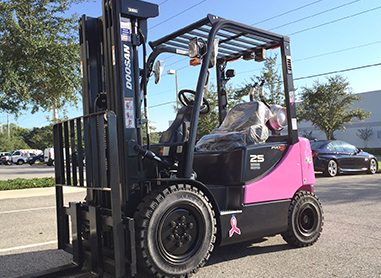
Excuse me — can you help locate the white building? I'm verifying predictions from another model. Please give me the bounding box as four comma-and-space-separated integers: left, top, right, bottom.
298, 90, 381, 148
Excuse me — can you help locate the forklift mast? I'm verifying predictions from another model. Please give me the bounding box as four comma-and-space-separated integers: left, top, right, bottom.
49, 1, 158, 277
80, 0, 158, 205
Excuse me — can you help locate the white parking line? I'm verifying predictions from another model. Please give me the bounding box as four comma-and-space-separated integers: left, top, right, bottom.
0, 206, 55, 215
0, 241, 57, 253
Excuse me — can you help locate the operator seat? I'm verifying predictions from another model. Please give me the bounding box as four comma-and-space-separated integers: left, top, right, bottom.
196, 101, 271, 151
159, 106, 192, 144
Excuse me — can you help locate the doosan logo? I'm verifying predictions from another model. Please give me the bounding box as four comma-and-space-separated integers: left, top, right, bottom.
123, 44, 132, 90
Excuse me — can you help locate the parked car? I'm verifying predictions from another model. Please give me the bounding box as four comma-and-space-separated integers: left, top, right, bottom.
8, 149, 43, 165
311, 140, 378, 177
44, 147, 55, 166
1, 152, 13, 165
28, 153, 45, 165
0, 152, 12, 165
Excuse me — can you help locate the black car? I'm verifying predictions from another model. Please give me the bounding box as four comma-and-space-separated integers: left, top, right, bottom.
28, 153, 44, 165
311, 140, 378, 177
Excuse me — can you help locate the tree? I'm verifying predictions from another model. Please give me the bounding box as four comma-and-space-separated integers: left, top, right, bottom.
197, 87, 219, 138
0, 123, 29, 150
22, 125, 54, 150
301, 130, 315, 140
196, 85, 243, 138
258, 53, 283, 105
298, 76, 370, 140
196, 54, 284, 138
142, 124, 161, 145
238, 53, 283, 105
356, 128, 373, 148
0, 0, 82, 115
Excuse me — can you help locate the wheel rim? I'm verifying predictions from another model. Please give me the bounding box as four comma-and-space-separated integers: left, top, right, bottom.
370, 159, 377, 173
297, 204, 319, 236
157, 204, 204, 264
328, 160, 337, 176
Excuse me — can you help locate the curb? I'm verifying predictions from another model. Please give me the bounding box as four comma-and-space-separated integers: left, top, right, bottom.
0, 186, 86, 200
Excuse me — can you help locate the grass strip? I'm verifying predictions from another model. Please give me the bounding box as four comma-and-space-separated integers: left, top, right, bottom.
0, 178, 55, 191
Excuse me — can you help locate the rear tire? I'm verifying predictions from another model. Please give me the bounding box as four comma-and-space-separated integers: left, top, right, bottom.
134, 184, 216, 278
367, 158, 377, 174
324, 159, 338, 177
17, 159, 24, 165
282, 191, 323, 247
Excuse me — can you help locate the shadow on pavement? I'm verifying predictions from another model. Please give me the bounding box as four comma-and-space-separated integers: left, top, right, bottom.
0, 249, 71, 278
315, 174, 381, 205
0, 240, 291, 277
206, 238, 291, 266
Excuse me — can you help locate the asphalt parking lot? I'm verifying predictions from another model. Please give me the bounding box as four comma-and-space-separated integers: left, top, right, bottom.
0, 173, 380, 278
0, 164, 55, 180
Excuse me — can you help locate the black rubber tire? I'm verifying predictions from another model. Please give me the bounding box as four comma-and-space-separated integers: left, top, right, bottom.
17, 159, 24, 165
282, 191, 323, 247
323, 159, 338, 177
367, 158, 378, 174
134, 184, 216, 278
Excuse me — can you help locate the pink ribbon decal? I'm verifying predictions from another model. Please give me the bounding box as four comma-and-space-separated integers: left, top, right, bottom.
229, 215, 241, 237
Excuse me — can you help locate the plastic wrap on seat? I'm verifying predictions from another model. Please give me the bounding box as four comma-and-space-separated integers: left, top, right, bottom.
196, 101, 271, 152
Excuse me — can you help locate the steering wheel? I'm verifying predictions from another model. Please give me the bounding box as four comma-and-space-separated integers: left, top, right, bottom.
178, 89, 210, 114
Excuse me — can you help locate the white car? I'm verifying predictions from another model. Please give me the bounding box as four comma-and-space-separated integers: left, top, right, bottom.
10, 149, 43, 165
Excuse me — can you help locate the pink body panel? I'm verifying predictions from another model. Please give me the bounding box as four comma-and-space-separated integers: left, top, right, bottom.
243, 137, 315, 204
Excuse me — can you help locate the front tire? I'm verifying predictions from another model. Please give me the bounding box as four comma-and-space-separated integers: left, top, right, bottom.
368, 158, 378, 174
324, 159, 338, 177
134, 184, 216, 278
282, 191, 323, 247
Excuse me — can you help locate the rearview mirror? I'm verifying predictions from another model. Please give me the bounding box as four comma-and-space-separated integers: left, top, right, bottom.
153, 60, 164, 84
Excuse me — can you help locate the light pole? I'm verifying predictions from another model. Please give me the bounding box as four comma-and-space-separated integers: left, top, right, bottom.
7, 114, 10, 139
167, 69, 179, 109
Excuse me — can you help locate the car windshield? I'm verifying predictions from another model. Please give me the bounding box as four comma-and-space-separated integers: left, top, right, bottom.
310, 141, 327, 150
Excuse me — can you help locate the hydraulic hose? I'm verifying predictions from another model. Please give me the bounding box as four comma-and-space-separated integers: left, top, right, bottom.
139, 28, 150, 148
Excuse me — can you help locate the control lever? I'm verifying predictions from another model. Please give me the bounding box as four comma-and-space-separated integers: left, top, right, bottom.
258, 80, 270, 108
248, 82, 258, 102
134, 145, 173, 168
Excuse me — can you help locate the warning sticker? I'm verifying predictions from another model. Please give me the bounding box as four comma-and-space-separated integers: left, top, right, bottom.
124, 97, 135, 128
120, 17, 131, 42
289, 90, 295, 104
291, 118, 298, 130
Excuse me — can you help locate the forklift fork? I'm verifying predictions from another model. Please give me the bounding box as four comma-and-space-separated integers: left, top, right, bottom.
32, 111, 137, 278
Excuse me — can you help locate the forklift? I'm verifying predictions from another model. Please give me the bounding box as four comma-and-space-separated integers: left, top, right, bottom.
43, 0, 324, 277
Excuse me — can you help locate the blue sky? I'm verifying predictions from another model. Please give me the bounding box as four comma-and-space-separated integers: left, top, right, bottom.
1, 0, 380, 131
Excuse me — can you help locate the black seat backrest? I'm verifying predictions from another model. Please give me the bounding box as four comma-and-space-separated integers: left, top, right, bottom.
159, 106, 192, 144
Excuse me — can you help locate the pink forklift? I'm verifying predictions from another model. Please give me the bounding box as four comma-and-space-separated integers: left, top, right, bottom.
42, 0, 323, 277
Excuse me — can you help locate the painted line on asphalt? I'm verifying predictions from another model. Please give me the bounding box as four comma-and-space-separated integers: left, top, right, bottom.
0, 206, 55, 215
0, 241, 57, 253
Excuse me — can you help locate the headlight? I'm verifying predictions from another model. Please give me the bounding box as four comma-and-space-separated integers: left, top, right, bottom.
269, 105, 287, 131
188, 37, 206, 58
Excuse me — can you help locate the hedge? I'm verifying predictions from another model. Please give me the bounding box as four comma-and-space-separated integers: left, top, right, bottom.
0, 178, 55, 191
